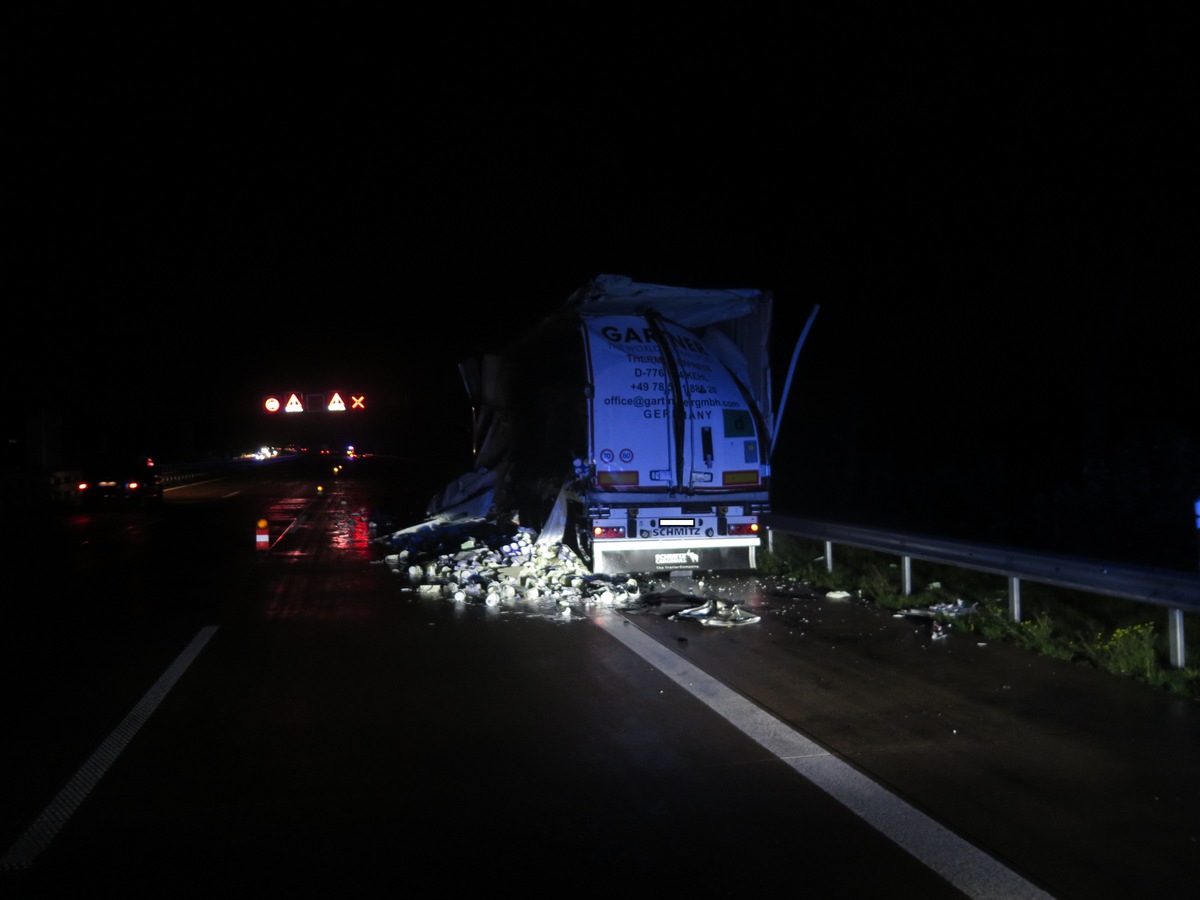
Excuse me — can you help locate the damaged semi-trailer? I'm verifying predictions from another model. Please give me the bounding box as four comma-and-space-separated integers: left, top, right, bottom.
427, 273, 819, 576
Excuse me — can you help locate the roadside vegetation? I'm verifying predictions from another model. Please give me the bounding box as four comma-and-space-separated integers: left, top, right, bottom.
758, 533, 1200, 701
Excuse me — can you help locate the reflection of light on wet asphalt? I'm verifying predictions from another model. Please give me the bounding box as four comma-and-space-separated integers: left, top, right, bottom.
329, 504, 372, 557
374, 517, 1055, 897
596, 609, 1053, 900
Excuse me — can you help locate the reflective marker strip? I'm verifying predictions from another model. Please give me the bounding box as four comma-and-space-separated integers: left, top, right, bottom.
592, 610, 1053, 900
721, 470, 760, 485
0, 626, 218, 871
597, 471, 639, 486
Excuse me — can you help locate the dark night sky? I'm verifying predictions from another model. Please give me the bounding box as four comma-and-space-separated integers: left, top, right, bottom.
7, 30, 1197, 568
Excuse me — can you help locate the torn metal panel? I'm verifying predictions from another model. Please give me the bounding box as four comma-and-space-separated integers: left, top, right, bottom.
670, 598, 762, 627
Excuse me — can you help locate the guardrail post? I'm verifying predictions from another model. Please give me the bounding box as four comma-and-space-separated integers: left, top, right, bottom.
824, 540, 834, 574
1167, 608, 1186, 669
1008, 575, 1022, 623
902, 555, 913, 596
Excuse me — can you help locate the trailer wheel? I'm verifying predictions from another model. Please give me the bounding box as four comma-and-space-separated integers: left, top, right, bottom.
566, 507, 594, 568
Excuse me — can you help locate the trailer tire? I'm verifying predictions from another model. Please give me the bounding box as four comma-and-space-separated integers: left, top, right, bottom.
566, 506, 594, 568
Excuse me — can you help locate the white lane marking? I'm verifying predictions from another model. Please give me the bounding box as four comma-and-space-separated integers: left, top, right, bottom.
0, 626, 218, 871
592, 609, 1052, 900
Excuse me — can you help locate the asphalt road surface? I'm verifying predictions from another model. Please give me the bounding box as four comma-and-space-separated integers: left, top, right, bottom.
1, 454, 1196, 897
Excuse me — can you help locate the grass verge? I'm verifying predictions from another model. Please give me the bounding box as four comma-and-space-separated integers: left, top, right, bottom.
759, 533, 1200, 701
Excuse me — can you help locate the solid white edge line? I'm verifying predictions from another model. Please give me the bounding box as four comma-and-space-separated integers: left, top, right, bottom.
592, 609, 1053, 900
0, 625, 219, 871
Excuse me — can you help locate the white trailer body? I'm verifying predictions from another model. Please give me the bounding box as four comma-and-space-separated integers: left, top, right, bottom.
575, 308, 770, 574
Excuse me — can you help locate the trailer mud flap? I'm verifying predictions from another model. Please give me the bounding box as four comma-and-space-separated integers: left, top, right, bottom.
592, 540, 758, 576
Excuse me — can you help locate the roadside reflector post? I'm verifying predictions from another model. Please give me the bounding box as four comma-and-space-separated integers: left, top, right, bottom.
1168, 607, 1186, 669
256, 518, 270, 552
1008, 575, 1022, 623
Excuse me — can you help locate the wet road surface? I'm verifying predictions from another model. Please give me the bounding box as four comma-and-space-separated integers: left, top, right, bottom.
1, 455, 1196, 897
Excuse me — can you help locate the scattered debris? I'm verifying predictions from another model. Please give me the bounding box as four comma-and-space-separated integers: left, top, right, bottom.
767, 581, 818, 601
375, 514, 672, 618
897, 598, 978, 619
670, 598, 762, 627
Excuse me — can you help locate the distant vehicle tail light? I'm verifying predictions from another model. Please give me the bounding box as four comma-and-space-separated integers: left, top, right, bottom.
592, 525, 626, 540
728, 522, 759, 536
128, 481, 140, 490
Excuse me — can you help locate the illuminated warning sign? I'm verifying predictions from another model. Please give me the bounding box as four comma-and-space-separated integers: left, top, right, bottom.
261, 391, 367, 413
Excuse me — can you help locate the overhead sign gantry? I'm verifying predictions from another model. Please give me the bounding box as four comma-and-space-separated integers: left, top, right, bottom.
262, 392, 367, 414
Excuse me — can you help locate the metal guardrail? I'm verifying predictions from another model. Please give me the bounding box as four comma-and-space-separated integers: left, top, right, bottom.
764, 514, 1200, 669
156, 458, 261, 486
2, 458, 264, 507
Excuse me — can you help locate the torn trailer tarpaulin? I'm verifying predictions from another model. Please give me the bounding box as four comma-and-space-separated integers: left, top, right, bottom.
425, 469, 497, 520
437, 306, 590, 527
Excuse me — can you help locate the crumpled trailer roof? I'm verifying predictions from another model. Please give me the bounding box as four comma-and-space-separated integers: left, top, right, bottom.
565, 273, 775, 442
